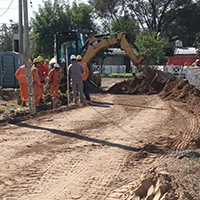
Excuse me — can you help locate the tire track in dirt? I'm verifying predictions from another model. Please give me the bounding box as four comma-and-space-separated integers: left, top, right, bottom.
0, 94, 171, 200
175, 117, 199, 150
154, 102, 200, 151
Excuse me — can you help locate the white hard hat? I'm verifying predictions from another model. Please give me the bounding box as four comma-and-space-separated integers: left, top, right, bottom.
70, 54, 76, 60
49, 57, 57, 65
54, 63, 60, 68
196, 59, 200, 62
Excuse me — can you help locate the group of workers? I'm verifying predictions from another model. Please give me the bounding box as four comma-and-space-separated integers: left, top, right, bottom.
15, 54, 90, 108
184, 59, 200, 68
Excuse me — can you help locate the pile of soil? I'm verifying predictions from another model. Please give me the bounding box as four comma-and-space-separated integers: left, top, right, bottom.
107, 74, 200, 109
108, 168, 193, 200
0, 88, 20, 101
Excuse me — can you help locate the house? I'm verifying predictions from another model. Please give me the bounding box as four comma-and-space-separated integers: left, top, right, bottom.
102, 48, 133, 73
168, 40, 199, 65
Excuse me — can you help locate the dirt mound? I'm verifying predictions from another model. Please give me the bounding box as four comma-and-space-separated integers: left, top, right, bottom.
107, 168, 193, 200
159, 77, 200, 106
107, 75, 200, 108
0, 88, 20, 101
107, 76, 166, 95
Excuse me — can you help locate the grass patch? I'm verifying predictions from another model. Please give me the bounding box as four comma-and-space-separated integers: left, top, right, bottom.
101, 73, 133, 78
0, 99, 22, 114
0, 108, 6, 114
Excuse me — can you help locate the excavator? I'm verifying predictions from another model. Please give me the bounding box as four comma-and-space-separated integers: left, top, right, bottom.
53, 31, 158, 92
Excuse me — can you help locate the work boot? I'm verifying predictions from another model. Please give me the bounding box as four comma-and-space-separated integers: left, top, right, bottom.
36, 105, 42, 112
21, 102, 27, 107
40, 98, 44, 104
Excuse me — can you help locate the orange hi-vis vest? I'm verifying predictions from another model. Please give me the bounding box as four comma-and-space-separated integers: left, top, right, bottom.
78, 61, 89, 81
43, 61, 49, 70
48, 68, 60, 86
31, 66, 41, 86
15, 65, 27, 84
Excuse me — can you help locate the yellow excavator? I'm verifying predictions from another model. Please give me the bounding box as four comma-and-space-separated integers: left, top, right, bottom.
81, 31, 159, 86
54, 31, 159, 92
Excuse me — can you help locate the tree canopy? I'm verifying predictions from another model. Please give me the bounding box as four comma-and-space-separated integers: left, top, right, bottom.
88, 0, 200, 46
30, 0, 96, 58
110, 16, 139, 41
0, 21, 18, 52
135, 32, 169, 64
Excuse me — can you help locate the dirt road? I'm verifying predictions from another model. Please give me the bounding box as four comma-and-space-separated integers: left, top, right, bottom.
0, 90, 199, 199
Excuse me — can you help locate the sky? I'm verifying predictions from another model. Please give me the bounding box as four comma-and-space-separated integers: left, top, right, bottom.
0, 0, 88, 25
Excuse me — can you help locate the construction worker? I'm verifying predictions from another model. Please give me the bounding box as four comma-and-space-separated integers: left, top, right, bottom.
44, 59, 50, 71
37, 56, 48, 103
15, 59, 32, 106
32, 58, 41, 106
76, 55, 91, 101
48, 63, 60, 99
68, 54, 85, 104
49, 57, 57, 70
192, 59, 200, 69
184, 59, 191, 66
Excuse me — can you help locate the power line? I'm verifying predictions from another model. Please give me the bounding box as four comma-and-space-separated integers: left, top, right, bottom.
0, 0, 14, 18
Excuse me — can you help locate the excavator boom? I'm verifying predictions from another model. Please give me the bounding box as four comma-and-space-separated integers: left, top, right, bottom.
82, 31, 147, 72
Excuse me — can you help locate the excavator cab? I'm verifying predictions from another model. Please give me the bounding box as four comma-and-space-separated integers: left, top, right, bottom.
54, 31, 84, 64
54, 31, 85, 92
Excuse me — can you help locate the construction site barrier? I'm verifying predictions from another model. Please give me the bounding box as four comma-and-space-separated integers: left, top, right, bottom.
93, 65, 126, 77
166, 65, 200, 89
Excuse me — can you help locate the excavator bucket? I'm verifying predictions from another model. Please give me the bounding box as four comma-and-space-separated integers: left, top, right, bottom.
142, 66, 158, 85
142, 66, 173, 85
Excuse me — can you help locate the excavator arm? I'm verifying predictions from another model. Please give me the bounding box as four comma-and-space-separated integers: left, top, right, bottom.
82, 31, 147, 72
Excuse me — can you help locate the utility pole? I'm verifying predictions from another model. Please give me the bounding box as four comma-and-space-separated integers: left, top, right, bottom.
18, 0, 23, 54
23, 0, 36, 113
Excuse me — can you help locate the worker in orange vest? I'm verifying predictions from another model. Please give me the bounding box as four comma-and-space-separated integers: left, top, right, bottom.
192, 59, 200, 69
37, 56, 48, 103
48, 63, 60, 99
32, 58, 41, 106
15, 59, 32, 106
43, 59, 50, 71
76, 55, 91, 101
184, 59, 191, 66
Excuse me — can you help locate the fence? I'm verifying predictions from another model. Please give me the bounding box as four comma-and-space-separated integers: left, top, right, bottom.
93, 65, 126, 77
166, 65, 200, 89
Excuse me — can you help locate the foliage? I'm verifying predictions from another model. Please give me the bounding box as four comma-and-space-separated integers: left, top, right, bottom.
70, 2, 96, 37
88, 0, 120, 29
135, 32, 168, 65
101, 73, 133, 78
30, 0, 71, 58
125, 0, 193, 33
110, 16, 139, 41
194, 33, 200, 57
0, 20, 18, 52
30, 0, 96, 58
164, 1, 200, 46
88, 0, 137, 33
89, 0, 199, 46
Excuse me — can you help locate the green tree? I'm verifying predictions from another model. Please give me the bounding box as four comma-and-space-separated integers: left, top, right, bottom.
30, 0, 96, 58
70, 2, 96, 37
125, 0, 193, 33
89, 0, 198, 45
164, 2, 200, 46
110, 16, 139, 41
0, 21, 18, 52
88, 0, 136, 32
135, 32, 168, 65
30, 0, 71, 58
